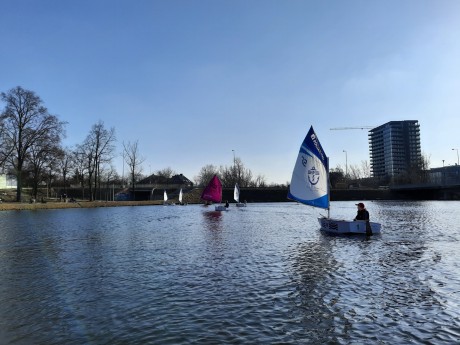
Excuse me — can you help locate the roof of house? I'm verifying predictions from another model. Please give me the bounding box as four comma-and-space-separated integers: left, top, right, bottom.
138, 173, 193, 185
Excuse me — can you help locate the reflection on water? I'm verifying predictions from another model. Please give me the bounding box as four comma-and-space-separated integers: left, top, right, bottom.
285, 239, 339, 343
0, 202, 459, 344
202, 210, 223, 230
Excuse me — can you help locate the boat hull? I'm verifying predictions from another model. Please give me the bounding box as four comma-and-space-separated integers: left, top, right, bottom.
215, 205, 228, 211
318, 218, 381, 234
236, 203, 247, 207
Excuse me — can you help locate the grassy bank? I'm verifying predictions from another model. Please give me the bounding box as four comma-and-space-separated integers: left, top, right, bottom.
0, 200, 167, 211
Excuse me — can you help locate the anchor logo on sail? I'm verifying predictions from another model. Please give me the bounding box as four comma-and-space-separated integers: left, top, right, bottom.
308, 166, 320, 185
301, 155, 307, 167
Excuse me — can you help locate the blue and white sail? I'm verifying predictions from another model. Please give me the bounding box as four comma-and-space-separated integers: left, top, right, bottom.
288, 126, 329, 209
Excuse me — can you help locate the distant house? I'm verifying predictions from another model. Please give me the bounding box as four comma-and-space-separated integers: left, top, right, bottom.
0, 174, 17, 189
116, 173, 193, 201
137, 173, 193, 189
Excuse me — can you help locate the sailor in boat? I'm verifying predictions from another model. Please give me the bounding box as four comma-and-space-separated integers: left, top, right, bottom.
225, 200, 229, 208
353, 202, 372, 236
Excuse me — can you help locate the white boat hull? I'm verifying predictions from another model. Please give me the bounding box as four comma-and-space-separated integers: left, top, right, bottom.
318, 218, 381, 234
215, 205, 228, 211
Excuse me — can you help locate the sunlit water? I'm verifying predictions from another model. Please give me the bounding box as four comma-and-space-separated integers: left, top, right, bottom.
0, 201, 459, 344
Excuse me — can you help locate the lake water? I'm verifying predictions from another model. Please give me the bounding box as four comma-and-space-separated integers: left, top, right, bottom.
0, 201, 459, 344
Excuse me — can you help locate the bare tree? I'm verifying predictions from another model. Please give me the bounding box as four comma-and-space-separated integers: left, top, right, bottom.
0, 120, 14, 167
194, 164, 218, 187
219, 157, 253, 187
123, 140, 145, 201
75, 138, 96, 200
56, 147, 74, 195
0, 86, 66, 201
100, 165, 118, 201
251, 174, 267, 187
349, 164, 362, 180
360, 160, 371, 178
26, 140, 62, 200
77, 121, 116, 201
156, 167, 176, 178
72, 148, 89, 199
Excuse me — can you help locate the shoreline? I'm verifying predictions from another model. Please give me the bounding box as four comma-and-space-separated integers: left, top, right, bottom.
0, 200, 167, 211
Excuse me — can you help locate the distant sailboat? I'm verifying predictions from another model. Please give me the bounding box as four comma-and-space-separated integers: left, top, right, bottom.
234, 183, 247, 207
163, 190, 168, 205
178, 188, 185, 205
288, 125, 381, 234
201, 175, 228, 211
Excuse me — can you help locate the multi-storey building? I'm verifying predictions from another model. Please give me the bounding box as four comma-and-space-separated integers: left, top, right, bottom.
369, 120, 422, 178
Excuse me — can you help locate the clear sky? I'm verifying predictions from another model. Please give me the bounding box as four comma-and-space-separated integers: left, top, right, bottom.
2, 0, 460, 184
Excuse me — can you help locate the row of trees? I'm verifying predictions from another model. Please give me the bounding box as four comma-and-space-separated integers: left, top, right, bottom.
330, 155, 430, 188
6, 86, 429, 202
0, 86, 148, 202
194, 158, 268, 187
0, 86, 272, 203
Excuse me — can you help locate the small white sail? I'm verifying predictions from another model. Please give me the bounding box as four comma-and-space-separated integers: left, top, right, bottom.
164, 190, 168, 202
179, 189, 183, 203
234, 183, 240, 203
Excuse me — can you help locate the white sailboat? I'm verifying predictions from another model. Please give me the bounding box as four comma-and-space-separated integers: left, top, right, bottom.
163, 190, 168, 205
288, 126, 381, 235
178, 188, 186, 205
234, 183, 247, 207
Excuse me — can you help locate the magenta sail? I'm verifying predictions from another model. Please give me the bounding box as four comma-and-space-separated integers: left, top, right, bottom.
201, 175, 222, 203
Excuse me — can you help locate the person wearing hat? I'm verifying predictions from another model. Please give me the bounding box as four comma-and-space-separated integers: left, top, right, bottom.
354, 202, 372, 236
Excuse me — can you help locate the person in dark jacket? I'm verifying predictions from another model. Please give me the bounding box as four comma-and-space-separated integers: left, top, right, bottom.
354, 202, 372, 236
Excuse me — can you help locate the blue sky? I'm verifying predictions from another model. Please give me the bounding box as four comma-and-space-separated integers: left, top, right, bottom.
1, 0, 460, 183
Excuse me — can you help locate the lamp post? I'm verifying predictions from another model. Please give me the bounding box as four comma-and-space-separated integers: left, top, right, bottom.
343, 150, 348, 177
232, 149, 236, 183
122, 152, 125, 187
442, 159, 445, 167
452, 148, 459, 165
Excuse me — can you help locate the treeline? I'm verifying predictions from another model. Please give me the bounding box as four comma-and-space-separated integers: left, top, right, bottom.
0, 86, 154, 202
194, 159, 269, 188
0, 86, 279, 203
0, 86, 126, 201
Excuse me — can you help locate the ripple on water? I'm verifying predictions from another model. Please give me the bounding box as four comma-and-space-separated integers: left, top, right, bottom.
0, 202, 460, 344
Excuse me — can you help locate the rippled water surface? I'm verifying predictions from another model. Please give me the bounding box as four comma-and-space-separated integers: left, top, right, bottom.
0, 201, 459, 344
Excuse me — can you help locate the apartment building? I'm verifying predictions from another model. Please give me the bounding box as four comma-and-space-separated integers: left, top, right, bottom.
369, 120, 422, 178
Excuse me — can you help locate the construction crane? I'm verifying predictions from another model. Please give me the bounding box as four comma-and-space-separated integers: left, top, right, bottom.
330, 126, 374, 130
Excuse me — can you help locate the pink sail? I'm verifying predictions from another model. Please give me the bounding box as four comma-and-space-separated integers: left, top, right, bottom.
201, 175, 222, 203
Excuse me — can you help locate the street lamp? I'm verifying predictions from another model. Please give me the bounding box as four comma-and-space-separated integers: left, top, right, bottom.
343, 150, 348, 177
442, 159, 445, 167
452, 148, 459, 165
122, 152, 125, 187
232, 149, 236, 182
